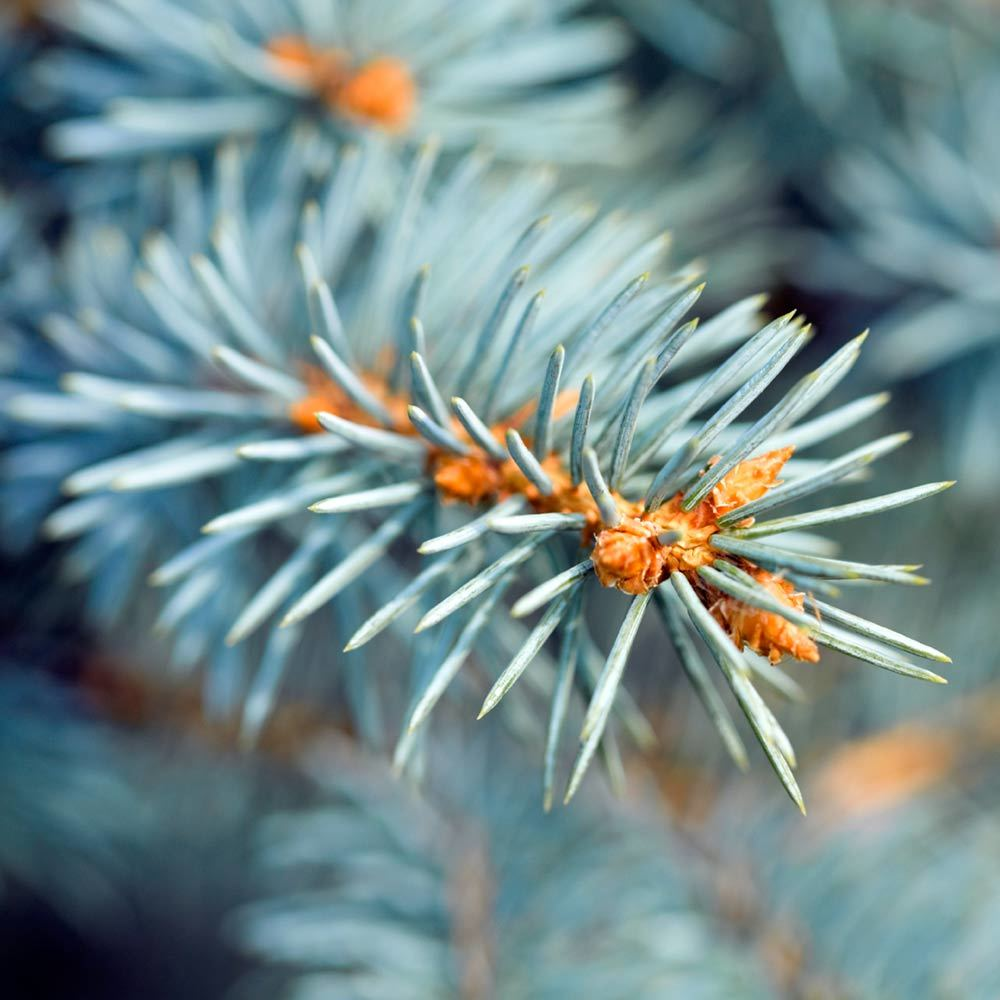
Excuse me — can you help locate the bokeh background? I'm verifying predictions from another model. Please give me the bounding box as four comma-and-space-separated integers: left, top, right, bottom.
2, 2, 998, 997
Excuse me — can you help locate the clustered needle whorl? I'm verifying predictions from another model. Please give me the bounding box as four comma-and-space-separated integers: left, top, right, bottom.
617, 0, 997, 179
37, 0, 634, 165
231, 739, 774, 998
828, 73, 1000, 382
5, 134, 953, 809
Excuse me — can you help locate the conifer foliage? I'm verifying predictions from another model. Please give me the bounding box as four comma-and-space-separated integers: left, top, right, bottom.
0, 3, 989, 995
5, 131, 953, 807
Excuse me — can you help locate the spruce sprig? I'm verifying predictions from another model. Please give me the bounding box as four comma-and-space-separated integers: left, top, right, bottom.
5, 139, 952, 808
37, 0, 635, 165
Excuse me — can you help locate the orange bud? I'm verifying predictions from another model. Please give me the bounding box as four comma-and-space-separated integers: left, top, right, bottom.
591, 518, 665, 595
711, 569, 819, 663
433, 455, 502, 506
333, 57, 416, 132
709, 446, 794, 520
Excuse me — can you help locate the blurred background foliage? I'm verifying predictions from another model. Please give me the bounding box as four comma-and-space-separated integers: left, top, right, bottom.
2, 0, 999, 996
